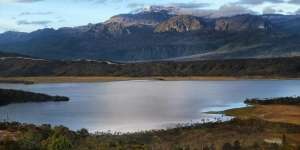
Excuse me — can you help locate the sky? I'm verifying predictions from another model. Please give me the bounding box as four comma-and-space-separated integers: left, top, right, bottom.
0, 0, 300, 33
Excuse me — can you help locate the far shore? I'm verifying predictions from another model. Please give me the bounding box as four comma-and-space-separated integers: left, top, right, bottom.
0, 76, 300, 84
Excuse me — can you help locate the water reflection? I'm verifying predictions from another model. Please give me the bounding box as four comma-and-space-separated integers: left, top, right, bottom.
1, 80, 300, 132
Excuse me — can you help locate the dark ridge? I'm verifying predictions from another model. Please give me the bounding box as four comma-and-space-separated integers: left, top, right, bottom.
1, 57, 300, 77
0, 51, 29, 58
245, 97, 300, 105
0, 89, 69, 106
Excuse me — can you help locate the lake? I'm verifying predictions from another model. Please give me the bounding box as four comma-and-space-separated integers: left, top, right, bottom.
1, 80, 300, 132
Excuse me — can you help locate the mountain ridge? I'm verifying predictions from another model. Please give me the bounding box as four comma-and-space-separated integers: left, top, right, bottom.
0, 9, 300, 61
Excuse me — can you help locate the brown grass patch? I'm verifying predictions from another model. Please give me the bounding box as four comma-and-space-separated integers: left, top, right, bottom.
224, 105, 300, 125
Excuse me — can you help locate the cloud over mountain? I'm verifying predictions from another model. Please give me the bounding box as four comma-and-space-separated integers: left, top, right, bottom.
238, 0, 284, 5
263, 7, 277, 14
167, 3, 210, 9
158, 4, 256, 18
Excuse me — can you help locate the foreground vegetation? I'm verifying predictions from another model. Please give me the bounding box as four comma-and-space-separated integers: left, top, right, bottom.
1, 118, 300, 150
1, 96, 299, 150
0, 89, 69, 106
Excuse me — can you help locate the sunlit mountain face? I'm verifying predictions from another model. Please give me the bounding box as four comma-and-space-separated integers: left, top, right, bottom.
0, 0, 300, 61
1, 13, 300, 61
1, 0, 300, 33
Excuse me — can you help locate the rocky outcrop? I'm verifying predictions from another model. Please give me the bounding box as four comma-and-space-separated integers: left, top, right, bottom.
155, 15, 205, 32
215, 14, 272, 31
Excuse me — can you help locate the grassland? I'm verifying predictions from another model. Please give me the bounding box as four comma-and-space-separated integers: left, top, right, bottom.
222, 97, 300, 126
224, 105, 300, 125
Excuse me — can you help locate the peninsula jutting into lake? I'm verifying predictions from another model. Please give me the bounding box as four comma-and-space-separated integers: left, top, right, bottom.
0, 88, 69, 106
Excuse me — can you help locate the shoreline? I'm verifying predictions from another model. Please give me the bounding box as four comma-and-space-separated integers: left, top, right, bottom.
208, 97, 300, 125
221, 104, 300, 125
1, 96, 300, 149
0, 76, 300, 84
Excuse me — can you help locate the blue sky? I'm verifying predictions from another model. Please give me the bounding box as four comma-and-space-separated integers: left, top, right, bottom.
0, 0, 300, 33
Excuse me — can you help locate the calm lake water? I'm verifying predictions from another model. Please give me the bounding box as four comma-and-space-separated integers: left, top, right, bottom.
1, 80, 300, 132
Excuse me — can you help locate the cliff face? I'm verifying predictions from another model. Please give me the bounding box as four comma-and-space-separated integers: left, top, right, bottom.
215, 15, 272, 31
155, 14, 273, 33
154, 15, 206, 32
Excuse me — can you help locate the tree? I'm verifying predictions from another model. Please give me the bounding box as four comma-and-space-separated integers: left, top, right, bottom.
18, 130, 43, 150
47, 136, 72, 150
77, 128, 89, 138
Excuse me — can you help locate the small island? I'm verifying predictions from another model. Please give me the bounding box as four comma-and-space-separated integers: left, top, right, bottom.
0, 88, 69, 106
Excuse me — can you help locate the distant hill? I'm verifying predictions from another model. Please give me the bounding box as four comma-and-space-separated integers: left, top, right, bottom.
0, 56, 300, 77
0, 8, 300, 61
0, 51, 28, 58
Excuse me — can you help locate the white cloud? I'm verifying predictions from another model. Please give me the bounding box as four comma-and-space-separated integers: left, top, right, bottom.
238, 0, 285, 5
0, 0, 44, 3
0, 19, 18, 33
164, 4, 257, 18
263, 6, 277, 14
19, 11, 53, 16
17, 20, 52, 26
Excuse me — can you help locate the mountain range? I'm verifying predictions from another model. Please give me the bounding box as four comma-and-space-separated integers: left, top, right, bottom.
1, 6, 300, 62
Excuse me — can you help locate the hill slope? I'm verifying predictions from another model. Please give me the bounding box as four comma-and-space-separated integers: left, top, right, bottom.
1, 56, 300, 77
0, 11, 300, 61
